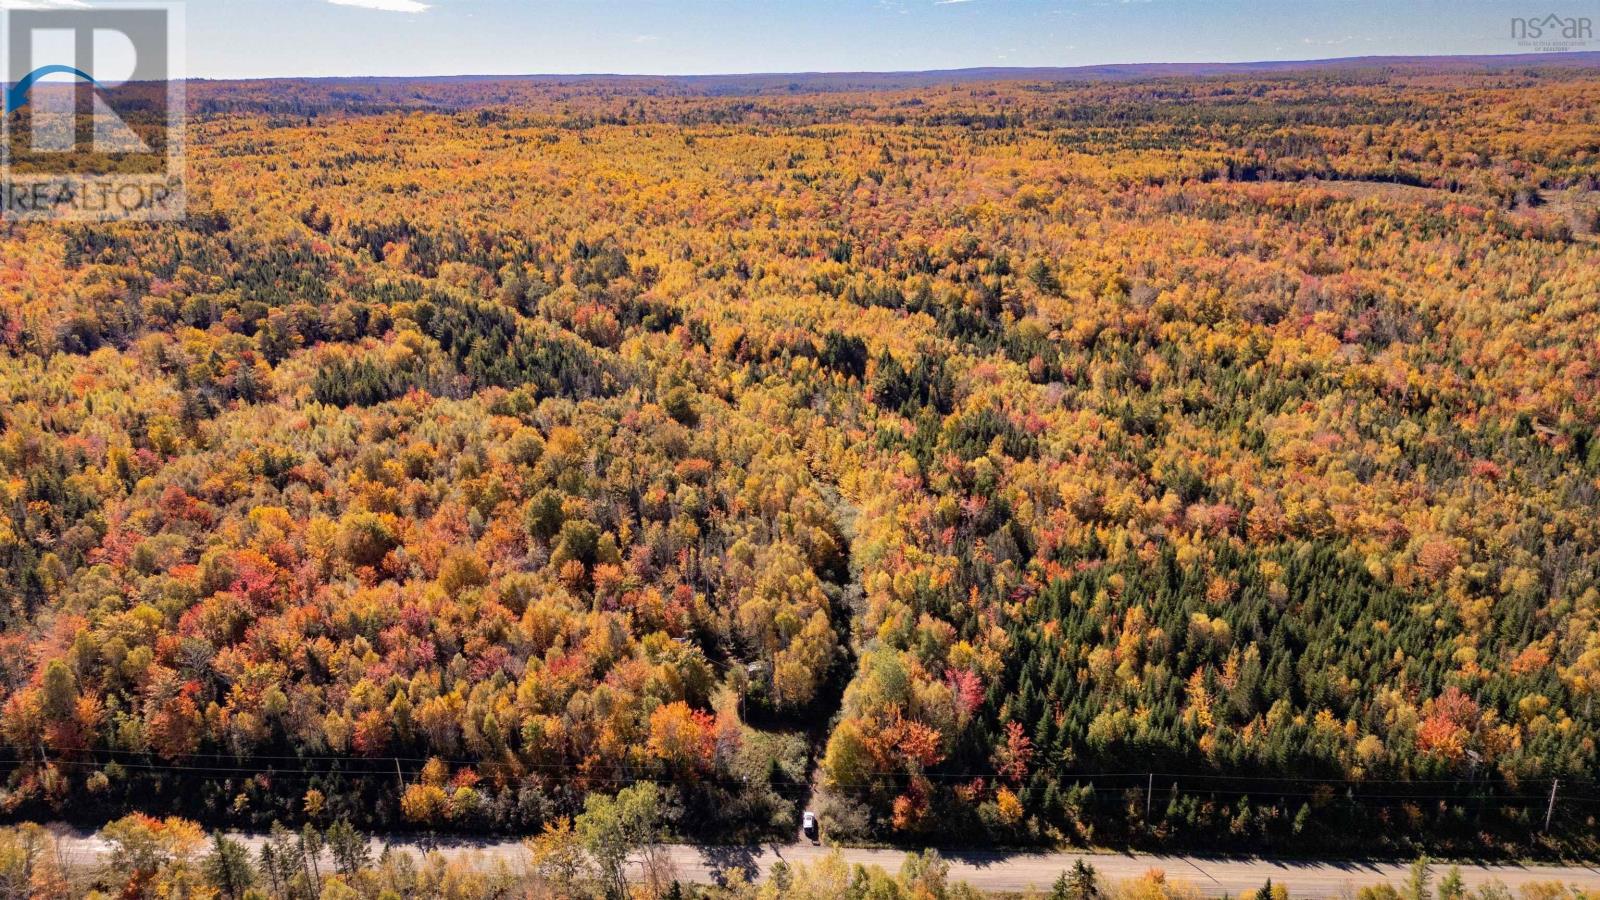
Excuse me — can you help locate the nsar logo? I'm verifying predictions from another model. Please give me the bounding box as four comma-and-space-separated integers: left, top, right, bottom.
1510, 13, 1595, 51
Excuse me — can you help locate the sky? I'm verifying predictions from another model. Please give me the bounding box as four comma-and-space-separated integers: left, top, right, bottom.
10, 0, 1600, 79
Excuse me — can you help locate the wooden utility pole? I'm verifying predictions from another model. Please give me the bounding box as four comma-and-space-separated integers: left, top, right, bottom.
1146, 773, 1153, 823
1544, 778, 1559, 833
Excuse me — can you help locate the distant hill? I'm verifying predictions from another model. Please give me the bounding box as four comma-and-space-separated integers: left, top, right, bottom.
194, 50, 1600, 89
585, 50, 1600, 90
179, 50, 1600, 114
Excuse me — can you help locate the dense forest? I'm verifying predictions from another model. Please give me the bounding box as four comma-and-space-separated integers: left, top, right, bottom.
1, 62, 1598, 860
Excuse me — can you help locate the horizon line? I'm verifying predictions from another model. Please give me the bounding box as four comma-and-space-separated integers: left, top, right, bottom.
177, 49, 1600, 84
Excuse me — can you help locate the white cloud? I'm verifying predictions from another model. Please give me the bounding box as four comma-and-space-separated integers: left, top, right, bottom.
934, 0, 979, 5
328, 0, 431, 12
0, 0, 92, 8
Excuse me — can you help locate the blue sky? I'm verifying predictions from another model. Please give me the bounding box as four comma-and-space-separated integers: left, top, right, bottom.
161, 0, 1600, 78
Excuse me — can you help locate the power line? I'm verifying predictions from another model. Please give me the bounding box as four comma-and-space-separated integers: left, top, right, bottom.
3, 755, 1591, 809
4, 746, 1588, 792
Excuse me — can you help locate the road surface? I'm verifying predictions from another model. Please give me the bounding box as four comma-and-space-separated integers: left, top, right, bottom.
50, 828, 1600, 897
656, 846, 1598, 897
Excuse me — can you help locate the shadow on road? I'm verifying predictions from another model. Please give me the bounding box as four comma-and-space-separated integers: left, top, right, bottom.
936, 848, 1060, 871
698, 845, 763, 885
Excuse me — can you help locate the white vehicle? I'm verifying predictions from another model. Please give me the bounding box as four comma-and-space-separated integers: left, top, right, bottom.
801, 811, 819, 842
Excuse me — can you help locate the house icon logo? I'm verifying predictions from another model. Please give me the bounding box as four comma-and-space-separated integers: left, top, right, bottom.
2, 2, 186, 222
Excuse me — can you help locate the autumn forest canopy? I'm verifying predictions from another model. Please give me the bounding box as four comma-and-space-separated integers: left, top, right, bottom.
1, 62, 1599, 857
